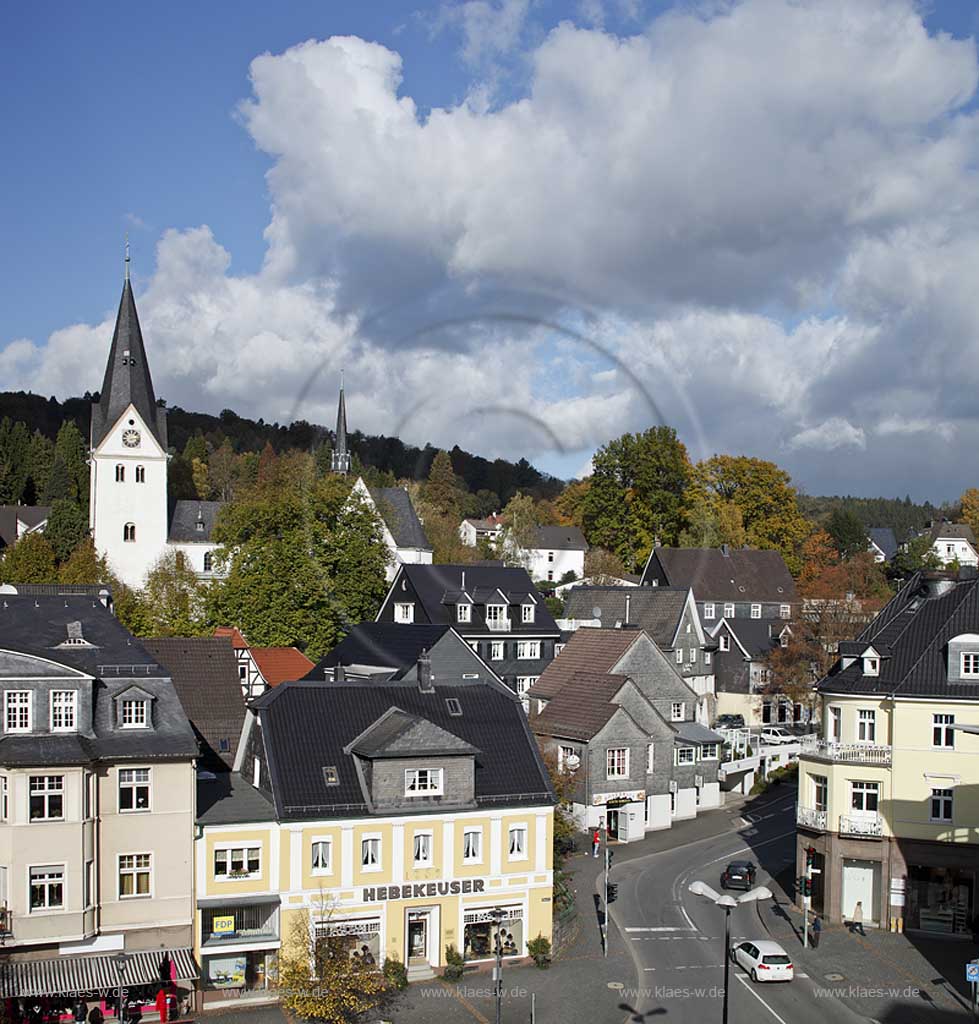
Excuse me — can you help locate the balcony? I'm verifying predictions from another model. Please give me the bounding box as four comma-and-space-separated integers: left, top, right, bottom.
800, 740, 891, 766
839, 814, 884, 838
796, 806, 828, 831
485, 617, 511, 632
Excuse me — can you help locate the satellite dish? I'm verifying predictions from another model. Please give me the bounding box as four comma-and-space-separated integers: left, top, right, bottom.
593, 607, 603, 618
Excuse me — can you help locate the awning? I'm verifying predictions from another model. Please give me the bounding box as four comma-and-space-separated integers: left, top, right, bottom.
0, 947, 198, 998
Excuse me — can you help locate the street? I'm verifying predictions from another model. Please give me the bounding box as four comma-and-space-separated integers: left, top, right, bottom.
608, 791, 867, 1024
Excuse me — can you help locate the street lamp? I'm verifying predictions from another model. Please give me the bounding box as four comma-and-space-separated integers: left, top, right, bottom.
111, 953, 129, 1022
688, 881, 772, 1024
489, 906, 505, 1024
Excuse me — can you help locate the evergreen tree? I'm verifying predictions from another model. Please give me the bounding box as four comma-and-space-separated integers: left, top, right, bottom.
826, 507, 868, 559
0, 418, 31, 504
45, 499, 89, 563
42, 453, 71, 503
53, 421, 89, 509
25, 430, 55, 505
1, 533, 57, 583
423, 451, 465, 520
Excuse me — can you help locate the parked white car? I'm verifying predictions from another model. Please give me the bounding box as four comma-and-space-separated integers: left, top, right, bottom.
761, 726, 794, 745
731, 939, 794, 982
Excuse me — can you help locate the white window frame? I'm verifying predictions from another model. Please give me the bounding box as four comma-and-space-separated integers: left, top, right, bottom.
676, 746, 695, 765
780, 604, 791, 619
462, 827, 483, 864
930, 787, 953, 823
933, 713, 955, 749
687, 648, 696, 663
412, 830, 434, 867
486, 604, 507, 628
812, 773, 828, 813
0, 775, 7, 821
118, 767, 151, 813
515, 676, 537, 699
214, 844, 262, 881
29, 775, 64, 821
84, 859, 94, 909
750, 604, 762, 619
724, 603, 735, 618
864, 657, 879, 676
394, 602, 414, 624
606, 747, 629, 780
118, 852, 152, 899
700, 743, 719, 760
311, 838, 333, 875
490, 640, 504, 661
671, 701, 685, 722
120, 699, 147, 728
829, 705, 842, 742
857, 708, 876, 743
850, 780, 879, 813
718, 635, 730, 653
961, 652, 979, 677
456, 603, 471, 624
646, 742, 655, 773
49, 690, 77, 732
29, 864, 65, 912
361, 834, 382, 872
4, 690, 31, 733
704, 651, 712, 666
516, 640, 540, 660
703, 603, 715, 620
508, 824, 528, 861
405, 767, 444, 797
521, 603, 535, 624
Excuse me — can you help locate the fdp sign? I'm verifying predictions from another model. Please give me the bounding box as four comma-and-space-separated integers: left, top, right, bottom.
212, 915, 236, 935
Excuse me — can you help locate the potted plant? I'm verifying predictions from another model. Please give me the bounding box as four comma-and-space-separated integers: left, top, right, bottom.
527, 934, 551, 969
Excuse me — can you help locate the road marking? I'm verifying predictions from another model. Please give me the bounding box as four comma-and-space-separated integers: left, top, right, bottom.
679, 903, 697, 930
625, 926, 693, 932
735, 973, 790, 1024
741, 827, 759, 836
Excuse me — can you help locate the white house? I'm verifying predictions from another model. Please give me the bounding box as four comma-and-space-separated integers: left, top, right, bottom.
351, 477, 433, 581
459, 515, 504, 548
516, 525, 588, 583
925, 521, 979, 568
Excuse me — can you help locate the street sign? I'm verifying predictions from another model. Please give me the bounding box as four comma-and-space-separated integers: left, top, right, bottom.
965, 962, 979, 983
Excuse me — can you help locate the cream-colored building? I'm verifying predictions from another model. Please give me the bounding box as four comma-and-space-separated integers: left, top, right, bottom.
0, 589, 198, 1003
796, 569, 979, 934
194, 660, 554, 1006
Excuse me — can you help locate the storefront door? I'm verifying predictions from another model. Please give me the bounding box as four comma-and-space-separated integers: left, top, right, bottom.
407, 910, 430, 964
842, 859, 878, 923
606, 809, 619, 839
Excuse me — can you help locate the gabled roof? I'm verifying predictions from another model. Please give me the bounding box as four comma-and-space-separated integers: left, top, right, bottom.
820, 570, 979, 699
250, 647, 316, 688
642, 546, 797, 603
348, 707, 479, 758
530, 525, 588, 551
91, 278, 167, 449
0, 505, 50, 548
711, 618, 782, 659
530, 672, 631, 741
529, 627, 639, 701
867, 527, 898, 561
142, 637, 246, 771
168, 500, 224, 543
369, 486, 432, 551
308, 623, 450, 678
927, 522, 976, 545
563, 586, 689, 646
214, 626, 249, 650
251, 678, 553, 819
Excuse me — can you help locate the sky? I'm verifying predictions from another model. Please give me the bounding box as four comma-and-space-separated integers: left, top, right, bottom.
3, 0, 979, 502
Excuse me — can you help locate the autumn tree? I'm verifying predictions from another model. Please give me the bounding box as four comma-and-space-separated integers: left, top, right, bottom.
140, 550, 211, 637
0, 533, 57, 584
797, 529, 838, 590
678, 486, 746, 549
499, 492, 540, 570
960, 488, 979, 539
555, 478, 591, 529
423, 450, 466, 520
583, 547, 627, 582
58, 539, 112, 585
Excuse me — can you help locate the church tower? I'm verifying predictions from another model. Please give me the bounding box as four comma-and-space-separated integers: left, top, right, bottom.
89, 249, 169, 587
331, 375, 351, 474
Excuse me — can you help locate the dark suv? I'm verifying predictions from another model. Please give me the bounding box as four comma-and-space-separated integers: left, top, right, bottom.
714, 714, 745, 730
720, 860, 757, 891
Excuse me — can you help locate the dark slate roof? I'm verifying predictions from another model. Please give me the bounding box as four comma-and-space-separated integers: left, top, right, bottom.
335, 383, 348, 454
395, 564, 559, 634
251, 678, 553, 819
820, 571, 979, 699
529, 628, 639, 701
142, 637, 245, 771
349, 708, 478, 758
674, 721, 724, 744
642, 546, 797, 603
867, 527, 898, 561
369, 486, 432, 550
0, 505, 50, 548
713, 618, 783, 659
927, 522, 976, 545
308, 623, 451, 678
563, 586, 689, 646
531, 525, 588, 551
196, 770, 276, 825
91, 278, 167, 449
168, 500, 224, 543
530, 672, 629, 741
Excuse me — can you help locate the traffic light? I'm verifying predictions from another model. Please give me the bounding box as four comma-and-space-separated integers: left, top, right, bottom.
801, 878, 812, 898
606, 849, 615, 872
805, 846, 816, 868
606, 882, 618, 904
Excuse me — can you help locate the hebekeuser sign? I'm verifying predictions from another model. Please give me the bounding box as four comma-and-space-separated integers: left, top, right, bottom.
363, 878, 487, 902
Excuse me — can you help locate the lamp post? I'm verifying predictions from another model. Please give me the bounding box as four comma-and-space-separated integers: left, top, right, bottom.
688, 881, 772, 1024
489, 906, 505, 1024
111, 952, 129, 1022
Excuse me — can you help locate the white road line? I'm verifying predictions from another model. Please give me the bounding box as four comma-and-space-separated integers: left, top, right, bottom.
735, 973, 791, 1024
625, 926, 693, 932
679, 904, 697, 930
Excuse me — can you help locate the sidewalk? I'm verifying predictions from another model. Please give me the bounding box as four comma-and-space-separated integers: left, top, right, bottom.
756, 876, 978, 1021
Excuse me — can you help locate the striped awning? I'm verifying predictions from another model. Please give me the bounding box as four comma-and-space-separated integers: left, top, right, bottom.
0, 947, 198, 998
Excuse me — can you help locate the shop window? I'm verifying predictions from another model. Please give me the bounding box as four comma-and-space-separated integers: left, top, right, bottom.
202, 903, 278, 946
119, 767, 151, 811
315, 918, 381, 965
463, 907, 524, 960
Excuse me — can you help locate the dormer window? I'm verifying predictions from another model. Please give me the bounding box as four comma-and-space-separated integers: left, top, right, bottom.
486, 604, 506, 630
4, 690, 31, 733
521, 603, 535, 624
50, 691, 77, 732
724, 603, 735, 618
962, 653, 979, 677
750, 604, 762, 619
196, 519, 205, 532
121, 699, 148, 728
405, 768, 443, 796
457, 602, 471, 624
864, 657, 879, 676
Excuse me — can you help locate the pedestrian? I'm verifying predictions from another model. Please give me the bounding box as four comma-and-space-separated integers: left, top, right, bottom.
811, 914, 821, 949
154, 987, 168, 1024
592, 828, 601, 858
87, 1006, 104, 1024
72, 998, 88, 1024
852, 901, 865, 936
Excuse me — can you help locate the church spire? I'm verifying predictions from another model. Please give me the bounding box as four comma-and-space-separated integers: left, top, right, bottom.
90, 254, 167, 451
331, 373, 350, 474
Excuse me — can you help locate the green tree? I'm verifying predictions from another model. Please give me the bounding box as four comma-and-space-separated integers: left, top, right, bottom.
826, 508, 868, 559
58, 539, 112, 585
1, 533, 57, 583
583, 427, 691, 570
208, 441, 238, 501
45, 499, 89, 563
423, 450, 466, 520
499, 492, 540, 569
25, 430, 55, 504
53, 420, 89, 509
889, 534, 942, 577
555, 478, 590, 528
679, 487, 746, 549
42, 453, 72, 503
0, 419, 31, 504
141, 550, 210, 637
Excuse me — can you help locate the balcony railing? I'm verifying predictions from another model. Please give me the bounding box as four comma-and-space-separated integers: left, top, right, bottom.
486, 617, 511, 632
801, 740, 891, 765
839, 813, 884, 838
796, 806, 828, 830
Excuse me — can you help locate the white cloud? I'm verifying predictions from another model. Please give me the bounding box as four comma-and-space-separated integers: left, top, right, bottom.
788, 418, 867, 452
875, 415, 957, 443
434, 0, 531, 65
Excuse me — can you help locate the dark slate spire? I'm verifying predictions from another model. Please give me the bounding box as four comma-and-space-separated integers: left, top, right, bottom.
331, 373, 350, 474
90, 257, 167, 450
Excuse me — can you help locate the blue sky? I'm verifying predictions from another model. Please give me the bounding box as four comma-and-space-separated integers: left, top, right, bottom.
3, 0, 979, 500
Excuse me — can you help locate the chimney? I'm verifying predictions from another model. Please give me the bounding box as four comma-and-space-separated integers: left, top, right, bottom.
334, 663, 346, 682
624, 594, 631, 625
920, 569, 956, 600
418, 648, 434, 693
461, 570, 466, 591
